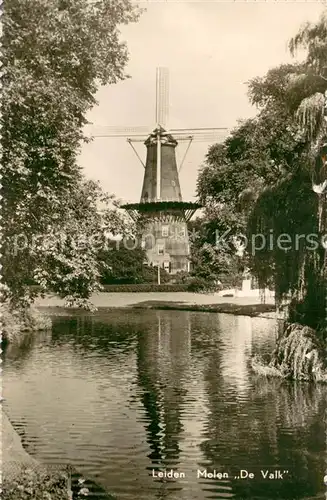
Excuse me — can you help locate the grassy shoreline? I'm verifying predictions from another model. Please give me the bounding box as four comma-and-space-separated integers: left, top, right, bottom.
35, 292, 277, 318
129, 300, 276, 317
2, 410, 69, 499
1, 304, 52, 347
2, 410, 116, 499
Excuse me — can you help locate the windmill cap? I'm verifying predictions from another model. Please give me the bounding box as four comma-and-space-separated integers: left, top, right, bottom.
145, 127, 178, 146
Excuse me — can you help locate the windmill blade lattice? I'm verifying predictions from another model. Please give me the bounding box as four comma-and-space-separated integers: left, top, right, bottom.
156, 67, 169, 128
82, 67, 230, 279
85, 125, 151, 138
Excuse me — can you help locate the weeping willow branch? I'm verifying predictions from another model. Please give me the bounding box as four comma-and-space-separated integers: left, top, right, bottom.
252, 323, 327, 382
296, 92, 325, 142
246, 170, 326, 331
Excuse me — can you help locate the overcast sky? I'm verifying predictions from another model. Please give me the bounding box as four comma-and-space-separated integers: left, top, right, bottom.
79, 2, 324, 203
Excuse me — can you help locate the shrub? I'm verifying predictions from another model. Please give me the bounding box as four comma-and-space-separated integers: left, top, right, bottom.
101, 284, 189, 292
171, 271, 191, 284
186, 277, 218, 293
98, 243, 170, 285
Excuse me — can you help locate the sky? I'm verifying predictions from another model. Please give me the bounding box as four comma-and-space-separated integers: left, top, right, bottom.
78, 1, 325, 204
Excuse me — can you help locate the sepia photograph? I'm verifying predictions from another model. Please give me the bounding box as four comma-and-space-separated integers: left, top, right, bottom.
1, 1, 327, 499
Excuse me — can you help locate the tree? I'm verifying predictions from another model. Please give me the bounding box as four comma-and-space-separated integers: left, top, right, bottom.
1, 0, 141, 308
195, 105, 304, 291
286, 12, 327, 332
187, 214, 243, 290
288, 12, 327, 229
196, 12, 327, 334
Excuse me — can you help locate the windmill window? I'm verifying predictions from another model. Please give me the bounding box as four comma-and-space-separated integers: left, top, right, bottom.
162, 225, 169, 237
158, 243, 164, 255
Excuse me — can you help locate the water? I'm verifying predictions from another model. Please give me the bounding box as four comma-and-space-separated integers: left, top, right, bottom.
3, 309, 326, 500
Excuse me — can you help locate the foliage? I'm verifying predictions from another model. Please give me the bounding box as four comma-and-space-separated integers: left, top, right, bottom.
1, 0, 140, 308
186, 276, 218, 293
2, 178, 134, 309
289, 11, 327, 78
252, 323, 327, 383
2, 466, 116, 500
98, 240, 170, 284
1, 301, 52, 347
187, 214, 244, 290
247, 172, 318, 287
195, 93, 309, 290
2, 467, 68, 500
271, 323, 327, 382
198, 102, 309, 211
100, 284, 189, 292
170, 270, 226, 293
171, 270, 190, 284
196, 11, 327, 333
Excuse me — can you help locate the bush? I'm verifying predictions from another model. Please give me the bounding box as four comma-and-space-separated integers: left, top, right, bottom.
171, 271, 191, 284
101, 284, 189, 292
100, 265, 170, 285
251, 323, 327, 383
2, 466, 116, 500
98, 244, 171, 285
1, 301, 52, 347
218, 272, 244, 289
186, 277, 218, 293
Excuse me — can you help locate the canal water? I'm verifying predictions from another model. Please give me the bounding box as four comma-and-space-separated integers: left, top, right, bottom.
3, 309, 326, 500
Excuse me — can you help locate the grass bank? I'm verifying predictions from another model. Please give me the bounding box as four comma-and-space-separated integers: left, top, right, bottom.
1, 302, 52, 348
130, 300, 276, 318
36, 292, 276, 318
2, 410, 116, 499
251, 323, 327, 383
2, 302, 116, 498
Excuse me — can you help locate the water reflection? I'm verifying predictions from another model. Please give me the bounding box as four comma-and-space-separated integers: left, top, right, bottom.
3, 309, 326, 500
136, 311, 193, 500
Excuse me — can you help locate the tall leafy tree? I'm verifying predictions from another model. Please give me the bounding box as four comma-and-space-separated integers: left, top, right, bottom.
288, 12, 327, 226
1, 0, 141, 308
197, 11, 327, 332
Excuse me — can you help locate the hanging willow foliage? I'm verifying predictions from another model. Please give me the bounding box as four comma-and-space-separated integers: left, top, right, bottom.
296, 92, 325, 140
247, 169, 326, 332
296, 92, 325, 142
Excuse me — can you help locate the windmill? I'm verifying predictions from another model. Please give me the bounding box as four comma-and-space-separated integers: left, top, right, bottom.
87, 68, 229, 278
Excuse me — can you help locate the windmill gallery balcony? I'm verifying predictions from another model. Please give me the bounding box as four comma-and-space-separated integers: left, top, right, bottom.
121, 126, 202, 274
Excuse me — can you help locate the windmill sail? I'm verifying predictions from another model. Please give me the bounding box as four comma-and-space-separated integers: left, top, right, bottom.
89, 67, 229, 276
156, 67, 169, 127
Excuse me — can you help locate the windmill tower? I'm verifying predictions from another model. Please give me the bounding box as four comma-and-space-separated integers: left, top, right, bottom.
88, 68, 228, 276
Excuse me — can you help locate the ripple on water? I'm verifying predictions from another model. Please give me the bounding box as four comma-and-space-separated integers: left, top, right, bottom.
3, 310, 326, 500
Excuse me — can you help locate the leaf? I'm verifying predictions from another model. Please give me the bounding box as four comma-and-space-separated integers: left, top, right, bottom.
296, 92, 325, 141
2, 0, 140, 307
